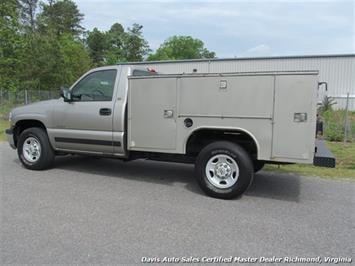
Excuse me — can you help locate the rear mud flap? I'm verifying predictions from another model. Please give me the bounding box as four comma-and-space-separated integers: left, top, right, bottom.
313, 140, 336, 168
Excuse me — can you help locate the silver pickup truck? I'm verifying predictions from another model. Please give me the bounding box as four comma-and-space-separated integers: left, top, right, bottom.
6, 65, 335, 199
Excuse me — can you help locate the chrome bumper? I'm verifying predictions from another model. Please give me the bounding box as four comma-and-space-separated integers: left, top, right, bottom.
5, 128, 16, 149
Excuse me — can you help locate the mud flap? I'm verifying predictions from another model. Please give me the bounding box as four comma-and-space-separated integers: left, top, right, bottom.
313, 140, 336, 168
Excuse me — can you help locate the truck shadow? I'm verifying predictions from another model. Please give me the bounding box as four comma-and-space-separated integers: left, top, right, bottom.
246, 172, 300, 202
54, 155, 300, 202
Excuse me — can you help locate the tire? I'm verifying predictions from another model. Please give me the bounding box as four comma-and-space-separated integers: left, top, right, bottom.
253, 160, 265, 173
195, 141, 254, 199
17, 127, 55, 170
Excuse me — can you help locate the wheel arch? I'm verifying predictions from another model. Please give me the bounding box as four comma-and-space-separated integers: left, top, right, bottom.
13, 119, 48, 148
184, 127, 260, 159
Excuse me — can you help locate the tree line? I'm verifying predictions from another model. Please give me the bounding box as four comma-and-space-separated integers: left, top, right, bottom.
0, 0, 216, 92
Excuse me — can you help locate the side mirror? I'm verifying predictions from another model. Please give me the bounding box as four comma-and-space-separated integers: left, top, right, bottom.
60, 87, 72, 102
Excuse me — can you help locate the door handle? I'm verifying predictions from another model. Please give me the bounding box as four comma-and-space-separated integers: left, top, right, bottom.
99, 108, 111, 116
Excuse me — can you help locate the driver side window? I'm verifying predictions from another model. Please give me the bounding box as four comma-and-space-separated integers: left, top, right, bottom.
71, 69, 117, 101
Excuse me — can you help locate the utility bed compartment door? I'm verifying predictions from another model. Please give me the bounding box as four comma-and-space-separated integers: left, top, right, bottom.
272, 74, 318, 161
179, 75, 274, 118
128, 77, 177, 151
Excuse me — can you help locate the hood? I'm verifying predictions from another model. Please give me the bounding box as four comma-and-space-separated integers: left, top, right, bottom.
11, 99, 60, 117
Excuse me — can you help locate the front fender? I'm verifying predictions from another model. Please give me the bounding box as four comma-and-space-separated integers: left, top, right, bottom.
12, 113, 49, 128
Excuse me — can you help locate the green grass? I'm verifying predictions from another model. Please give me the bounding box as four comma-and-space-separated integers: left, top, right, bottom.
0, 119, 9, 141
0, 102, 17, 120
264, 142, 355, 180
0, 102, 18, 141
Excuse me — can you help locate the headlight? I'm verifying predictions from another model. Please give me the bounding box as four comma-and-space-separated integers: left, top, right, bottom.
8, 111, 12, 121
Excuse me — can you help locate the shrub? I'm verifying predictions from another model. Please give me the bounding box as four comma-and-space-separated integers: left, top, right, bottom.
320, 109, 354, 142
318, 96, 337, 113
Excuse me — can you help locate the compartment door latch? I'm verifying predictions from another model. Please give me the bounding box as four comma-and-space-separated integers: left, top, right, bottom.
294, 112, 307, 122
164, 109, 174, 118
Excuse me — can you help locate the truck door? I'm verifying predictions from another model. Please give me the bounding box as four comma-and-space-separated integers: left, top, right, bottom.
52, 68, 120, 154
272, 74, 318, 162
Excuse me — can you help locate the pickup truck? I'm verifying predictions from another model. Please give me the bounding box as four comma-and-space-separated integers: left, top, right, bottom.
6, 65, 335, 199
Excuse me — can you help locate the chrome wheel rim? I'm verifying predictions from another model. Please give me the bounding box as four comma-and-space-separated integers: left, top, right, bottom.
205, 154, 239, 189
22, 137, 41, 163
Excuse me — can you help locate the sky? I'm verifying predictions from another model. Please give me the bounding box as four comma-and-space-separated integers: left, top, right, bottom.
74, 0, 355, 58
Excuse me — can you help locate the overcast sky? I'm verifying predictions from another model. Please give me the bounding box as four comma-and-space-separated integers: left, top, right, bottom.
74, 0, 355, 58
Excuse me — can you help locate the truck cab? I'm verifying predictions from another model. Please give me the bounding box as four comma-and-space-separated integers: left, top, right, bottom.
50, 65, 130, 156
7, 65, 147, 157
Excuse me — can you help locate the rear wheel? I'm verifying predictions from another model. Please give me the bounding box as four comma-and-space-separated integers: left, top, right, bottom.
17, 127, 55, 170
195, 141, 254, 199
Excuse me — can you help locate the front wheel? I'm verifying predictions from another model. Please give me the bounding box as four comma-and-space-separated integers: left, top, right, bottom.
195, 141, 254, 199
17, 127, 55, 170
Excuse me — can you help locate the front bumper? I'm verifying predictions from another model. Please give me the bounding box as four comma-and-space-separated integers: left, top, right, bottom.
313, 140, 336, 168
5, 128, 16, 149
